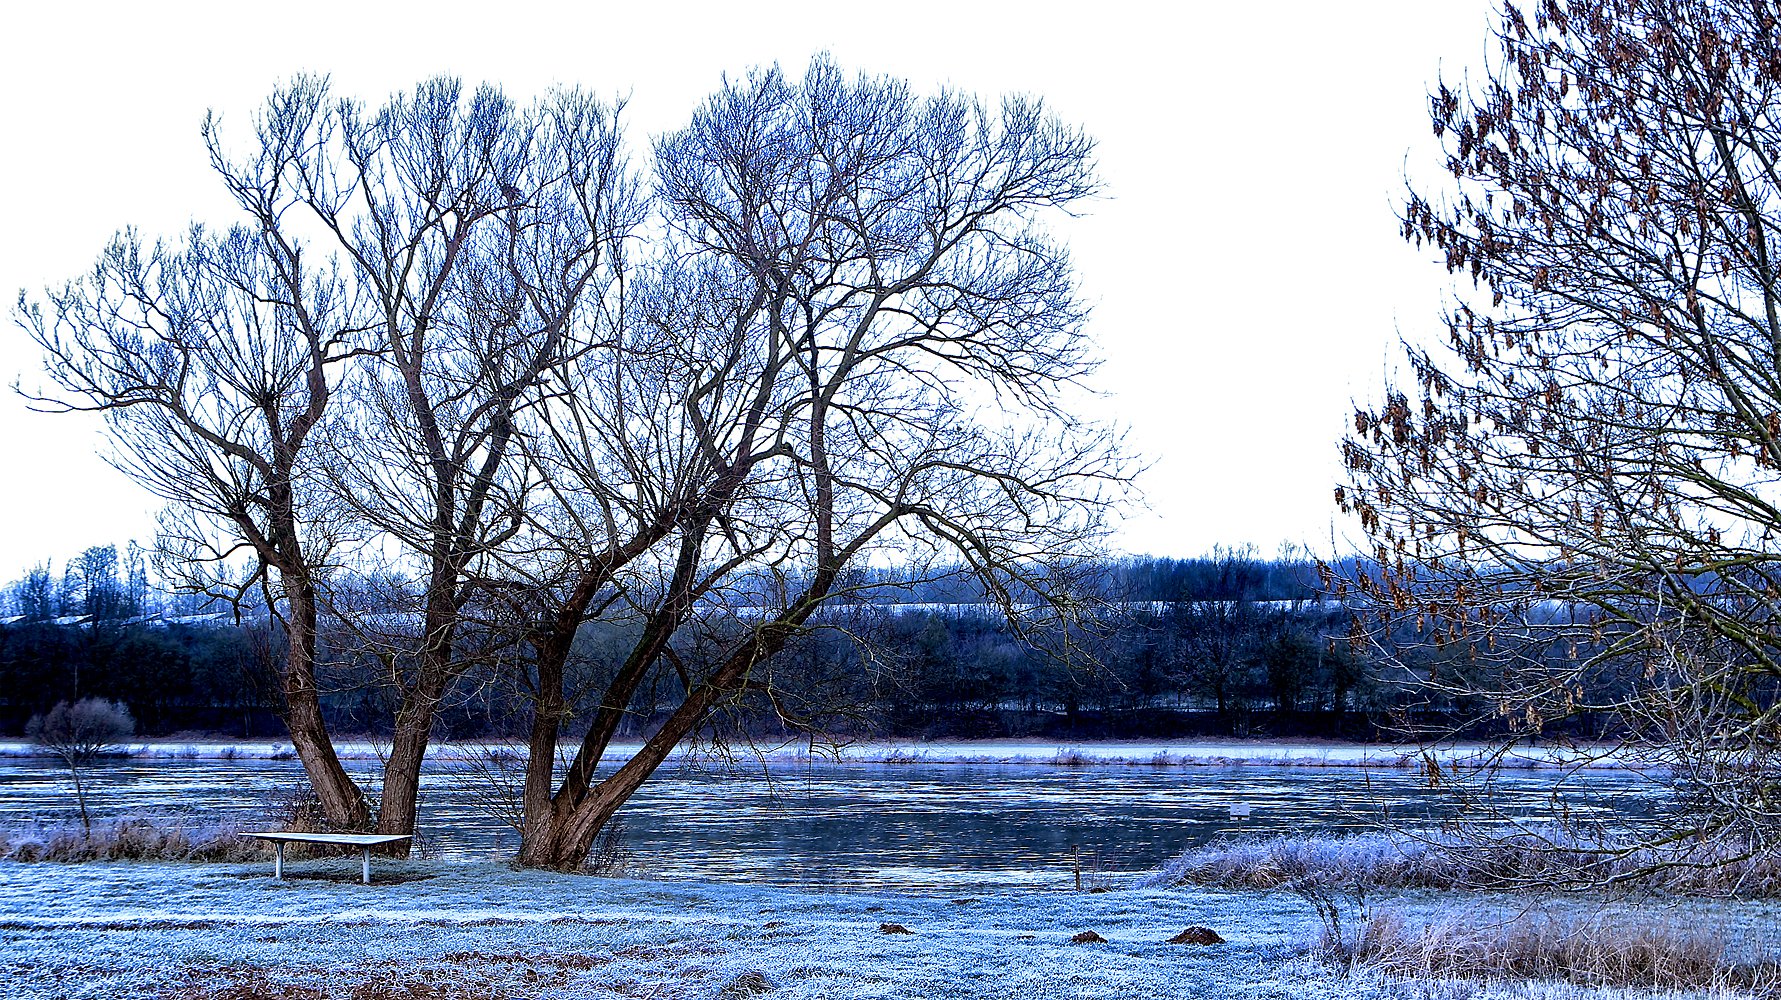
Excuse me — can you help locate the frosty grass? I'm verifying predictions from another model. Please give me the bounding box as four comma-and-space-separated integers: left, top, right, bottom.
2, 856, 1773, 999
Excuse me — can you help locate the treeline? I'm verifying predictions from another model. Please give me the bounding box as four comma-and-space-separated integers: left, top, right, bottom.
844, 548, 1323, 605
0, 620, 275, 736
1, 542, 216, 624
0, 548, 1504, 741
0, 602, 1368, 740
0, 546, 1321, 622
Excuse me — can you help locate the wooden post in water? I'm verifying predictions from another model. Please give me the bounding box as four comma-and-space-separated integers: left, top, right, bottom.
1073, 845, 1081, 891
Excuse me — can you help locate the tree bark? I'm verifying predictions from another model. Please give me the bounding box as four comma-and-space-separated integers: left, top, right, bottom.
518, 609, 808, 870
280, 580, 370, 829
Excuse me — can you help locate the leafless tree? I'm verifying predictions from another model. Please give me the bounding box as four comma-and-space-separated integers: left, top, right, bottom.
283, 79, 636, 846
19, 77, 635, 849
1342, 0, 1781, 867
18, 81, 374, 826
19, 64, 1126, 870
504, 59, 1127, 870
27, 698, 135, 835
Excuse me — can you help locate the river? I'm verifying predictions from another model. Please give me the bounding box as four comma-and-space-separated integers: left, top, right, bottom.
0, 746, 1663, 892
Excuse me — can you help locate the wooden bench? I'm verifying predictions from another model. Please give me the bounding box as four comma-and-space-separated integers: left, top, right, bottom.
246, 832, 415, 884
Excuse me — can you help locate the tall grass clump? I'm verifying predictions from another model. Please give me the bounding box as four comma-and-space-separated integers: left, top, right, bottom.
1145, 830, 1781, 898
1, 817, 270, 863
1338, 909, 1780, 996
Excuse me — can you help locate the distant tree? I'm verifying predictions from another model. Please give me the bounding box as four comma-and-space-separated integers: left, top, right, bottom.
1259, 626, 1316, 714
8, 564, 56, 622
123, 541, 150, 617
1169, 547, 1268, 719
26, 698, 135, 834
55, 564, 81, 619
76, 545, 129, 621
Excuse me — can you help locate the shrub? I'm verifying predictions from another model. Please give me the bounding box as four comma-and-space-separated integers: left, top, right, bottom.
584, 818, 631, 877
26, 698, 135, 835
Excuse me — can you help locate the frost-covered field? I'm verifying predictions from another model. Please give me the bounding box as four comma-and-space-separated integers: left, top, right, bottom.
0, 738, 1639, 769
0, 859, 1767, 999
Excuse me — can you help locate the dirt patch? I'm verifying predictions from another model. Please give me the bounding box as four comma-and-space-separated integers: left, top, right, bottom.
159, 967, 328, 1000
1071, 930, 1108, 944
0, 918, 219, 932
879, 922, 914, 935
1166, 926, 1225, 945
716, 971, 773, 998
438, 950, 610, 971
611, 940, 723, 962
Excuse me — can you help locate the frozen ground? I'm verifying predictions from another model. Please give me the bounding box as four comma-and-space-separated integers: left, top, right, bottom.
0, 738, 1640, 769
0, 858, 1768, 999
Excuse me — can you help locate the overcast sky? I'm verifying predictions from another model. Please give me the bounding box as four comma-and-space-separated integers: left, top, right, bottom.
0, 0, 1500, 579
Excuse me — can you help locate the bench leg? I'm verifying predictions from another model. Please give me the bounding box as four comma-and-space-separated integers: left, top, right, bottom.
362, 845, 371, 885
274, 842, 284, 880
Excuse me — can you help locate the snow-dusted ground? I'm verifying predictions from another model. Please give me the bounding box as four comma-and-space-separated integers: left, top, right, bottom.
0, 738, 1642, 769
1, 859, 1770, 999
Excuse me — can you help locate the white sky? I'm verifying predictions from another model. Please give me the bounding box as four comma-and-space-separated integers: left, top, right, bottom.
0, 0, 1499, 579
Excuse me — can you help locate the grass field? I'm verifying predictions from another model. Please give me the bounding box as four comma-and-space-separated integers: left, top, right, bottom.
4, 856, 1777, 999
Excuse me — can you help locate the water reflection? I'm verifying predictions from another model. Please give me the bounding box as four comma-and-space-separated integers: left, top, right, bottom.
0, 756, 1662, 892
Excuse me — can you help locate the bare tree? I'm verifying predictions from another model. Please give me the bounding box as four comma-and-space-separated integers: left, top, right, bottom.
19, 65, 1126, 870
8, 563, 56, 622
18, 77, 634, 847
505, 59, 1127, 870
1342, 0, 1781, 865
286, 80, 636, 847
19, 81, 374, 826
27, 698, 135, 835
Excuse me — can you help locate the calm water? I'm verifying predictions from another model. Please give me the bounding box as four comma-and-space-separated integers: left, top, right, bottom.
0, 754, 1662, 892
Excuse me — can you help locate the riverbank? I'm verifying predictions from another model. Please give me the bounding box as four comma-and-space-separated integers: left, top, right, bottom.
2, 858, 1770, 999
0, 737, 1641, 769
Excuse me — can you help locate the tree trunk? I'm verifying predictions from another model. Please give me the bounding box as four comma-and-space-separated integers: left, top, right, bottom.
518, 616, 804, 871
373, 629, 458, 854
374, 699, 437, 854
280, 581, 371, 829
69, 763, 91, 837
517, 690, 709, 870
521, 635, 568, 853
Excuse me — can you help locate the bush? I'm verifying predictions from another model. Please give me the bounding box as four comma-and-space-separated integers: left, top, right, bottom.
26, 698, 135, 759
584, 818, 630, 877
26, 698, 135, 835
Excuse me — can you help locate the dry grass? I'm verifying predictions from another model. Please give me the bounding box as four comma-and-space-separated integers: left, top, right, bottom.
1, 817, 270, 863
152, 945, 726, 1000
1336, 909, 1781, 996
159, 962, 548, 1000
1146, 830, 1781, 898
